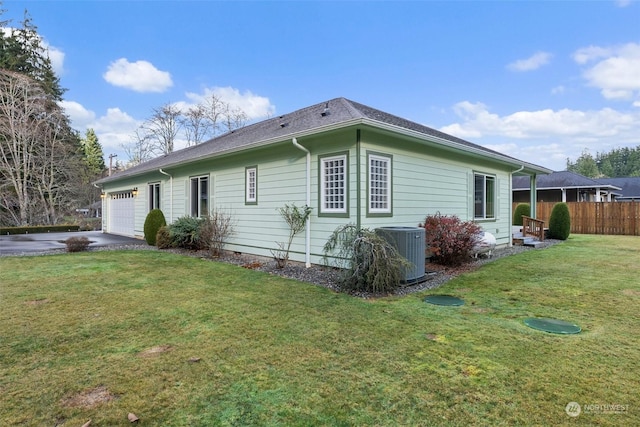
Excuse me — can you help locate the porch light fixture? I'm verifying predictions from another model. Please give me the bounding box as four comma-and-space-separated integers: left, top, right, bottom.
132, 187, 138, 197
100, 192, 106, 199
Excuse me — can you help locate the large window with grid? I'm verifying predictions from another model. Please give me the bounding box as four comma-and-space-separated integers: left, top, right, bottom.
245, 166, 257, 204
320, 154, 347, 214
190, 175, 209, 217
148, 182, 161, 211
368, 153, 391, 215
474, 173, 495, 220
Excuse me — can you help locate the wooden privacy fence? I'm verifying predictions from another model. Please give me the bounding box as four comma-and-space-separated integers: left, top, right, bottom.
512, 202, 640, 236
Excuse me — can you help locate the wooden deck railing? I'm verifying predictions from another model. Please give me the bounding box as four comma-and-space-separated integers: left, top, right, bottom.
522, 216, 545, 241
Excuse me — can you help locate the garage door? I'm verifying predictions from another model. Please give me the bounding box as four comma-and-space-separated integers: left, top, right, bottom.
108, 191, 135, 236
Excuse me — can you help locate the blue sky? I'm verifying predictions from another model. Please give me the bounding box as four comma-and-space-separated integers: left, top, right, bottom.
4, 0, 640, 171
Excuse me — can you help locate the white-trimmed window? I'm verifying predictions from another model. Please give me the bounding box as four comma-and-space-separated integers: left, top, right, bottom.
148, 182, 161, 211
190, 175, 208, 217
320, 154, 347, 214
368, 153, 391, 214
245, 166, 257, 204
474, 173, 495, 220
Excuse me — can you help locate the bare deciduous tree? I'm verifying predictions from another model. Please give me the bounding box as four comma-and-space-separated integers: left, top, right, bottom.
181, 104, 212, 146
0, 70, 77, 225
142, 103, 182, 155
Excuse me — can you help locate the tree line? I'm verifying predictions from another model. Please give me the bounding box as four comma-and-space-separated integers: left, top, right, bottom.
566, 146, 640, 178
0, 9, 105, 226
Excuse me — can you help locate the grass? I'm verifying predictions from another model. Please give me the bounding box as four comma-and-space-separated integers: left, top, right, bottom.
1, 234, 639, 426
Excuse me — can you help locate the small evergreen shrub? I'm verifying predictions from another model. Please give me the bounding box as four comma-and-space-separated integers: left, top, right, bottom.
513, 203, 531, 226
155, 226, 172, 249
167, 216, 204, 250
65, 236, 91, 252
420, 212, 482, 266
323, 224, 410, 294
548, 202, 571, 240
143, 209, 167, 246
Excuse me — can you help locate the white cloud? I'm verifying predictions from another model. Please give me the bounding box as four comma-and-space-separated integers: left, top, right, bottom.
59, 100, 95, 126
551, 85, 565, 95
574, 42, 640, 101
61, 99, 141, 153
615, 0, 632, 7
42, 41, 65, 76
507, 51, 553, 71
103, 58, 173, 93
440, 101, 640, 170
179, 86, 275, 119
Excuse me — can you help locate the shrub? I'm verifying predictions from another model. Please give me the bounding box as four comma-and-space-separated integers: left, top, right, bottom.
167, 216, 204, 250
548, 202, 571, 240
64, 236, 90, 252
199, 208, 235, 257
156, 226, 172, 249
271, 204, 312, 268
323, 224, 410, 294
143, 209, 167, 246
513, 203, 531, 226
420, 212, 482, 266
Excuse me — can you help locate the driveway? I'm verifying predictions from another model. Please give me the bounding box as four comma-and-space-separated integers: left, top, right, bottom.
0, 231, 148, 255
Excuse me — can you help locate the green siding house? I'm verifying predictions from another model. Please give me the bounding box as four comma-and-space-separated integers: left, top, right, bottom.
95, 98, 550, 266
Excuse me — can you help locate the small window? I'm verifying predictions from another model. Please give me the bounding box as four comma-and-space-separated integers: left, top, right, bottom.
320, 154, 347, 214
148, 182, 161, 211
245, 166, 257, 204
474, 173, 495, 220
368, 153, 391, 214
190, 176, 208, 217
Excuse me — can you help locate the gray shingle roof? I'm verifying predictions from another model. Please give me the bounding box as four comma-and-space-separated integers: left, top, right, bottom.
96, 97, 550, 185
595, 177, 640, 199
513, 171, 622, 191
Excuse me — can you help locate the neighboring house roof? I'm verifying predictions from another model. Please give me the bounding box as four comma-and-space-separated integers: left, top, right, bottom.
96, 97, 551, 185
513, 171, 621, 192
595, 177, 640, 200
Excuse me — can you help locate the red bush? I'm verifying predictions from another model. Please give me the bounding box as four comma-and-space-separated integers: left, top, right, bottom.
420, 213, 482, 266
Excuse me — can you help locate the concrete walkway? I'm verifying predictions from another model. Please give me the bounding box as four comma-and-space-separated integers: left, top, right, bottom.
0, 231, 147, 255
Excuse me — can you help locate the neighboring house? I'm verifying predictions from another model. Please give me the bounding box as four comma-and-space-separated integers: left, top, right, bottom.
95, 98, 550, 266
512, 171, 622, 203
595, 177, 640, 202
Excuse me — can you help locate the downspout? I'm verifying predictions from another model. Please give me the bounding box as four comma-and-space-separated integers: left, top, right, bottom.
510, 165, 525, 246
292, 137, 311, 268
159, 169, 173, 223
93, 183, 105, 232
356, 129, 362, 230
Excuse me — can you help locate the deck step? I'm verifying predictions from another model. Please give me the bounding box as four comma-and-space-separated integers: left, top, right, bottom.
512, 235, 544, 247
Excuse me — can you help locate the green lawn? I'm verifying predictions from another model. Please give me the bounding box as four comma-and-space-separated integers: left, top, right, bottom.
1, 235, 638, 426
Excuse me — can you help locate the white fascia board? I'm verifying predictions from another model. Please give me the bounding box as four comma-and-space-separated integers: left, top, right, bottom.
357, 119, 553, 175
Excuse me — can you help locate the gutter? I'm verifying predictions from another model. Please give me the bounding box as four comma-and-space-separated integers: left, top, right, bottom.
292, 138, 311, 268
159, 169, 173, 223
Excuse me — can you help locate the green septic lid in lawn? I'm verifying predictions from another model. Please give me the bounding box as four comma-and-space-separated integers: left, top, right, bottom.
524, 317, 581, 334
424, 295, 464, 306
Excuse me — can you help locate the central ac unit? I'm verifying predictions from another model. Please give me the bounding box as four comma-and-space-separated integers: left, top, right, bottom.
376, 226, 426, 284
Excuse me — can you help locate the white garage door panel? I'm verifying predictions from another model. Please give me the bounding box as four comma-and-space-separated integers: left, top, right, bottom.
109, 192, 135, 236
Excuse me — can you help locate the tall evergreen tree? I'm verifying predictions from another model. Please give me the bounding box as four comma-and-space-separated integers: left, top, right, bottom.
81, 128, 106, 175
0, 10, 64, 100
